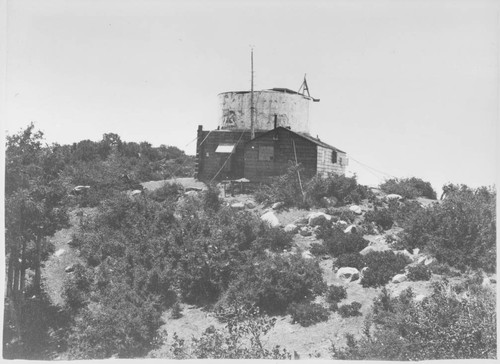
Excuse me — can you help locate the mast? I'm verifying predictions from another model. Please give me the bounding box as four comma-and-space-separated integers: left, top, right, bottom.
250, 48, 255, 139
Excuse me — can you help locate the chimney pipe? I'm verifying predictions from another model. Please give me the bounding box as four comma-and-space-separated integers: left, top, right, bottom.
274, 114, 278, 129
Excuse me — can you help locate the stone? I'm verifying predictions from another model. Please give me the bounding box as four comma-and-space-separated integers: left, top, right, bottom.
131, 189, 143, 196
184, 190, 198, 197
65, 264, 75, 273
294, 216, 309, 226
395, 249, 414, 261
424, 257, 435, 266
343, 224, 357, 234
337, 220, 348, 226
386, 194, 403, 200
284, 224, 299, 233
415, 294, 426, 302
392, 274, 407, 283
321, 196, 338, 207
336, 267, 360, 281
417, 256, 426, 264
361, 267, 369, 277
272, 202, 285, 210
55, 249, 65, 257
301, 251, 313, 259
245, 201, 256, 209
299, 227, 312, 237
230, 202, 245, 210
308, 212, 332, 226
349, 205, 362, 215
261, 211, 280, 227
413, 248, 420, 256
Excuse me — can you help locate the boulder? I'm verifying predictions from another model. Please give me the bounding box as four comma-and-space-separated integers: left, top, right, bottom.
230, 202, 245, 210
386, 194, 403, 200
272, 202, 285, 210
349, 205, 362, 215
65, 264, 75, 273
417, 256, 426, 264
284, 224, 299, 233
321, 196, 338, 207
337, 220, 348, 226
392, 274, 407, 283
299, 227, 312, 237
360, 245, 387, 256
336, 267, 360, 281
245, 201, 256, 209
415, 294, 427, 302
55, 249, 65, 257
131, 189, 143, 196
261, 211, 280, 227
184, 190, 198, 197
343, 224, 357, 234
301, 251, 314, 259
308, 212, 332, 226
413, 248, 420, 256
424, 257, 435, 266
395, 249, 414, 261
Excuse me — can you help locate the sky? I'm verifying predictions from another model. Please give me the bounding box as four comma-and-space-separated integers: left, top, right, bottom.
2, 0, 499, 192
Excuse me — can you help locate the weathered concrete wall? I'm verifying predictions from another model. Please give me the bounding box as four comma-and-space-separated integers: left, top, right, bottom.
316, 146, 348, 176
218, 90, 310, 133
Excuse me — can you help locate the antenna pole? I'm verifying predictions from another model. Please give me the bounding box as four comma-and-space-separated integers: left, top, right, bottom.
250, 48, 255, 139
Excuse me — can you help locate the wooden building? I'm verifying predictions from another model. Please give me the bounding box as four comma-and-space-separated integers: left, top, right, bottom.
195, 125, 347, 183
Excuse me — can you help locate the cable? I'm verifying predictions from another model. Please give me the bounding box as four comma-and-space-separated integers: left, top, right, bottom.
348, 156, 397, 180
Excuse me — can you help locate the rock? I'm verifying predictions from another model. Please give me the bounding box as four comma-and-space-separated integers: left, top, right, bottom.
131, 189, 143, 196
55, 249, 65, 257
481, 277, 491, 287
301, 251, 313, 259
294, 216, 309, 226
230, 202, 245, 210
321, 196, 338, 207
308, 212, 332, 226
392, 274, 407, 283
413, 248, 420, 256
337, 220, 348, 226
395, 249, 414, 261
284, 224, 299, 233
386, 194, 403, 200
184, 190, 198, 197
424, 257, 435, 266
417, 256, 426, 264
349, 205, 362, 214
336, 267, 360, 281
361, 267, 369, 277
415, 294, 426, 302
272, 202, 285, 210
299, 227, 312, 237
245, 201, 256, 209
261, 211, 280, 227
343, 224, 357, 234
65, 264, 75, 273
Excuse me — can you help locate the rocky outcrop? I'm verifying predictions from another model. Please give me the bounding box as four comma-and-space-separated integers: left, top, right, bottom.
261, 211, 280, 227
337, 267, 360, 281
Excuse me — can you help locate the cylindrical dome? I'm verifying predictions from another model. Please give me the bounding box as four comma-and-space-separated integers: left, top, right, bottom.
218, 88, 311, 134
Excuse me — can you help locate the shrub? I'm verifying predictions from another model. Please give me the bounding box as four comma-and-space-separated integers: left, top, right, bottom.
222, 254, 327, 314
317, 225, 369, 257
406, 265, 432, 281
361, 251, 410, 287
325, 208, 357, 224
326, 284, 347, 303
171, 302, 183, 319
380, 177, 437, 199
338, 302, 362, 318
309, 242, 328, 256
288, 302, 330, 327
305, 173, 371, 206
399, 185, 496, 272
253, 226, 293, 252
334, 253, 365, 270
364, 208, 394, 230
148, 182, 182, 203
332, 280, 497, 360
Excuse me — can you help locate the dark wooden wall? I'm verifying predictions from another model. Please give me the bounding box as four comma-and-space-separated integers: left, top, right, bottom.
243, 128, 317, 182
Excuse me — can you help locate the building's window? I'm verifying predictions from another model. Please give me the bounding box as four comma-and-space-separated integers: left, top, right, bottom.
259, 146, 274, 161
331, 150, 338, 164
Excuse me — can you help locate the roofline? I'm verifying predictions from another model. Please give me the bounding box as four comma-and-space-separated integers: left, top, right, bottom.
217, 89, 313, 100
247, 127, 346, 153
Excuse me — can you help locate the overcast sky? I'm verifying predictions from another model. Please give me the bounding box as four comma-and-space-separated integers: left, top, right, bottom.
3, 0, 499, 191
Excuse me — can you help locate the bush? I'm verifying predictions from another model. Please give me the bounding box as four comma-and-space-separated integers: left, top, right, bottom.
325, 208, 357, 224
364, 208, 394, 230
380, 177, 437, 199
222, 254, 327, 314
148, 182, 182, 203
332, 280, 497, 360
334, 253, 365, 270
338, 302, 362, 318
317, 225, 368, 257
305, 173, 372, 206
288, 302, 330, 327
361, 251, 410, 287
406, 265, 432, 281
326, 285, 347, 303
310, 242, 328, 256
399, 185, 496, 272
253, 226, 293, 252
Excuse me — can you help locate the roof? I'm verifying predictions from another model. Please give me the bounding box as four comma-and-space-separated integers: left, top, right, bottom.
247, 127, 345, 153
218, 88, 312, 100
